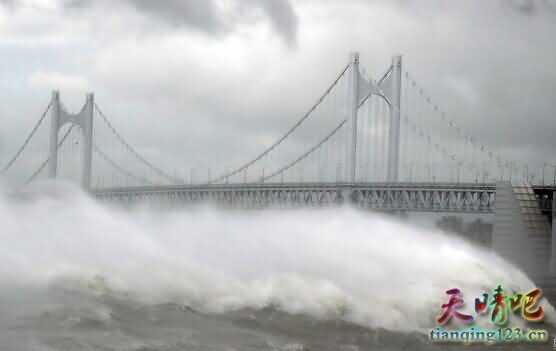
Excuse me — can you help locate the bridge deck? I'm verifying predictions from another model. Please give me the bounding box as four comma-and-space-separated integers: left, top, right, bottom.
92, 182, 499, 213
92, 182, 497, 195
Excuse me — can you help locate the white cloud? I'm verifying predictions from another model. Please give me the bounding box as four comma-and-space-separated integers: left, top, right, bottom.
28, 71, 89, 92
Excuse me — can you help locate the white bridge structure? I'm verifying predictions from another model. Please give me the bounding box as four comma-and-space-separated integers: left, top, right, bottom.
1, 52, 553, 213
1, 52, 553, 214
96, 182, 497, 213
2, 52, 555, 281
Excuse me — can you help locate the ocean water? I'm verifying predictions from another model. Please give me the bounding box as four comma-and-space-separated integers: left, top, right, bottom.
0, 181, 554, 350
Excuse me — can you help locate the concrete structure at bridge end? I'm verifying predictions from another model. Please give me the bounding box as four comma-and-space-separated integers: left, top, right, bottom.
552, 191, 556, 274
492, 182, 552, 284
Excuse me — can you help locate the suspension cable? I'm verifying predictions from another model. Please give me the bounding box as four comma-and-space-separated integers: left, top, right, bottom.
261, 119, 347, 182
93, 145, 154, 186
210, 62, 352, 184
2, 101, 53, 174
25, 124, 74, 184
94, 103, 182, 184
405, 71, 507, 182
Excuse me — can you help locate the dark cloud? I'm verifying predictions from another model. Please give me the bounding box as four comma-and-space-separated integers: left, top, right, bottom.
64, 0, 298, 47
66, 0, 224, 34
246, 0, 298, 48
506, 0, 556, 15
1, 0, 555, 184
0, 0, 298, 47
0, 0, 16, 8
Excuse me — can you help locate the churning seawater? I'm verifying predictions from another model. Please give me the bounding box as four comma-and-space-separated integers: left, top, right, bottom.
0, 180, 554, 350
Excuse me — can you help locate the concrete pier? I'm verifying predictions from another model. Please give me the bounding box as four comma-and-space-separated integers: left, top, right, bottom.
492, 182, 551, 284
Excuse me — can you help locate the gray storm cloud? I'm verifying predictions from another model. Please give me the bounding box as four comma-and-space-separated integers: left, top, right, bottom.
63, 0, 298, 47
506, 0, 556, 14
0, 0, 555, 184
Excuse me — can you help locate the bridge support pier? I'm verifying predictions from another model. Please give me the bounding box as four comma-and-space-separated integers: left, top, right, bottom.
493, 182, 551, 283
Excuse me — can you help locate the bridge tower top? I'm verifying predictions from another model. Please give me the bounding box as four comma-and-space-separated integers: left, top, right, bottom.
48, 91, 95, 190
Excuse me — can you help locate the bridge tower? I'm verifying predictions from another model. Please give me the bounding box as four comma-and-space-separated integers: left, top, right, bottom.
349, 53, 402, 183
48, 91, 94, 190
387, 55, 402, 182
349, 52, 360, 184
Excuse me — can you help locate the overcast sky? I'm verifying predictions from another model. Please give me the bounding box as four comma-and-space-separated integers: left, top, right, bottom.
0, 0, 555, 185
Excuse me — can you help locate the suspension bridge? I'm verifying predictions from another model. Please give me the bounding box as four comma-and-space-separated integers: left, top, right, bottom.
2, 53, 553, 211
1, 51, 556, 281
